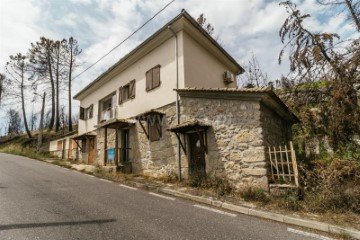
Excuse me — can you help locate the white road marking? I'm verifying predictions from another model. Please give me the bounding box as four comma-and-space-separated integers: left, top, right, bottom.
99, 178, 112, 183
287, 228, 334, 240
193, 204, 237, 217
149, 192, 175, 200
119, 184, 137, 190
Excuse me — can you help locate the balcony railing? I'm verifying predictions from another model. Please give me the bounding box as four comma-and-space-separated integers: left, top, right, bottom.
100, 107, 116, 122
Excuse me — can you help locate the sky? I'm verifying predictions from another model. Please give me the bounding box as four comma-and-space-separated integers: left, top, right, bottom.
0, 0, 354, 134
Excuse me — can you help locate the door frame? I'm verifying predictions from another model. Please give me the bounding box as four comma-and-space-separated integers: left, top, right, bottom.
88, 137, 95, 165
187, 130, 207, 178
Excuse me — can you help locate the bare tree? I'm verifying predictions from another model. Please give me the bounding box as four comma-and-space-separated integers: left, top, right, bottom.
6, 53, 32, 138
0, 73, 5, 107
64, 37, 81, 132
197, 14, 215, 35
37, 92, 46, 153
7, 109, 22, 136
316, 0, 360, 31
279, 1, 360, 149
238, 53, 269, 88
29, 110, 38, 131
29, 37, 56, 131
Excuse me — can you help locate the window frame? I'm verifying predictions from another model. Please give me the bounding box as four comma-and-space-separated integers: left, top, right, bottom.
119, 79, 136, 104
98, 91, 116, 123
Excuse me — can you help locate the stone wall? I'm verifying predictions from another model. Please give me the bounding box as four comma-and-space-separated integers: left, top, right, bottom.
260, 103, 291, 147
94, 103, 186, 178
91, 97, 294, 191
180, 97, 269, 190
131, 103, 186, 178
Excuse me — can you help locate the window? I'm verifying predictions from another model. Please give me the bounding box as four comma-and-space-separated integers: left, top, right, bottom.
57, 140, 63, 150
146, 65, 161, 91
119, 80, 135, 104
99, 93, 116, 122
80, 107, 85, 120
80, 105, 93, 120
148, 116, 162, 141
84, 104, 93, 120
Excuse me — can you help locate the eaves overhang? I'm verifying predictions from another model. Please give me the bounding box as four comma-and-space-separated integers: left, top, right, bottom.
175, 87, 300, 124
73, 9, 244, 101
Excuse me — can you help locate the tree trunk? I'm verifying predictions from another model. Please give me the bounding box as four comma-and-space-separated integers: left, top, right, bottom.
37, 92, 46, 153
21, 70, 32, 139
68, 47, 73, 132
55, 64, 60, 132
47, 52, 55, 131
345, 0, 360, 32
55, 45, 60, 132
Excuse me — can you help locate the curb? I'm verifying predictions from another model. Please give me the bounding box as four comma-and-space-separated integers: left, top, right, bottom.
159, 188, 360, 239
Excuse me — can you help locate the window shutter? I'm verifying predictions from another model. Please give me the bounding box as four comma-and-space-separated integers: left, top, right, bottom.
119, 87, 123, 104
129, 79, 136, 99
146, 70, 152, 91
80, 107, 85, 120
89, 104, 93, 119
153, 66, 160, 88
148, 119, 161, 141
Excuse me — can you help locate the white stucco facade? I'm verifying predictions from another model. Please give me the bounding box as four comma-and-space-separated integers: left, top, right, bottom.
75, 12, 242, 135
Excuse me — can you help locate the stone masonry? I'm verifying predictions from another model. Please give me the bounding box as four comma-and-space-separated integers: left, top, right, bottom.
92, 94, 293, 191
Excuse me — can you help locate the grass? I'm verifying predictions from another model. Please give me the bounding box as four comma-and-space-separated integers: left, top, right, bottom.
0, 144, 52, 160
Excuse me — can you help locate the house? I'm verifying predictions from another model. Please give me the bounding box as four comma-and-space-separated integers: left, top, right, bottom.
73, 10, 298, 190
49, 131, 80, 160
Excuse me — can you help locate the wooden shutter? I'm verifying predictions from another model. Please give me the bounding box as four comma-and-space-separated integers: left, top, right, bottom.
148, 119, 161, 141
152, 66, 160, 88
146, 70, 152, 91
80, 107, 85, 120
129, 80, 136, 99
89, 104, 93, 119
119, 87, 123, 104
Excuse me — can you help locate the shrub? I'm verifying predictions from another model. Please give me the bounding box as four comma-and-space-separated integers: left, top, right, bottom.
188, 175, 232, 197
239, 187, 269, 203
300, 159, 360, 213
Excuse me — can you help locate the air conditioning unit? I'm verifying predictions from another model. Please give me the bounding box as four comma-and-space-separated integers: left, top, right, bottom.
223, 70, 234, 84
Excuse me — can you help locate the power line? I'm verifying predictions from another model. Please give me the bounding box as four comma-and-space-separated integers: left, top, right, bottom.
73, 0, 176, 81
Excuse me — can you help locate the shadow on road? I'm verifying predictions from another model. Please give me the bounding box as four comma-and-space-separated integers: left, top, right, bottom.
0, 219, 117, 231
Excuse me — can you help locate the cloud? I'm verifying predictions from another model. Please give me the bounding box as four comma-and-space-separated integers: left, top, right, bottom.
0, 0, 358, 134
0, 0, 43, 71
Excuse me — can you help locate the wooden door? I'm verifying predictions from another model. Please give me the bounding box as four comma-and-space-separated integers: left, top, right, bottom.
121, 129, 129, 162
188, 132, 206, 179
88, 138, 95, 165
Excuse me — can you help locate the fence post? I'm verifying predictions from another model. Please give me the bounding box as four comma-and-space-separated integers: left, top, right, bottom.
289, 141, 299, 187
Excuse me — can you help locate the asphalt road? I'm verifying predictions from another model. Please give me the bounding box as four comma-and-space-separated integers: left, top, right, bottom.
0, 153, 333, 240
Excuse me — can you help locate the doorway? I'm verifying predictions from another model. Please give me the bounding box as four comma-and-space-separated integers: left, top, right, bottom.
88, 138, 95, 165
188, 132, 206, 179
121, 129, 129, 163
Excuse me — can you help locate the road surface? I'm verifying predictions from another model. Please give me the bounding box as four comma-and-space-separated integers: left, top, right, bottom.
0, 153, 333, 240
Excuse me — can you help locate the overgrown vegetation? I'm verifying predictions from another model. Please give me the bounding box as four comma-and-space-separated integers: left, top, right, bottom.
300, 159, 360, 213
279, 1, 360, 151
188, 175, 232, 197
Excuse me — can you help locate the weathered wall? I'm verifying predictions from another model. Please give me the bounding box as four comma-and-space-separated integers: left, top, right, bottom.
91, 97, 296, 191
94, 103, 186, 178
180, 97, 269, 190
260, 103, 291, 147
